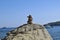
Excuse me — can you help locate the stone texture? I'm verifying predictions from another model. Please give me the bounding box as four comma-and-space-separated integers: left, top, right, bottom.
2, 24, 53, 40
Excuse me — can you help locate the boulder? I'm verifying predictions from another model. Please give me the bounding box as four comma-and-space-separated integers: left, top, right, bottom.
2, 15, 53, 40
2, 24, 53, 40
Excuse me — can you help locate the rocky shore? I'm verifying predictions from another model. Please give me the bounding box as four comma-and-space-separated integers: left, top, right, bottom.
2, 15, 53, 40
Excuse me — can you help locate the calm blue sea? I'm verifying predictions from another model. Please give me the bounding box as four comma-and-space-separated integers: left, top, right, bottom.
0, 26, 60, 40
0, 28, 15, 39
47, 26, 60, 40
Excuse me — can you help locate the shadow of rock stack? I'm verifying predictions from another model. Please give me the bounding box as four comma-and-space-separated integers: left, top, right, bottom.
2, 15, 53, 40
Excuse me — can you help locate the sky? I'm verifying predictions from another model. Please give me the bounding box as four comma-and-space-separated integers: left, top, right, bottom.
0, 0, 60, 27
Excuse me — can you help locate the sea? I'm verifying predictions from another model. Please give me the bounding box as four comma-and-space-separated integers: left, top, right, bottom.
0, 26, 60, 40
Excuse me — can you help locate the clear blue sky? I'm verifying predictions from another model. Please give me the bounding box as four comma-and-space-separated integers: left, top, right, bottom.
0, 0, 60, 27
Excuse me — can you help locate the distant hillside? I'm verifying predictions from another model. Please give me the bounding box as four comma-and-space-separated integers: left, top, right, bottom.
44, 21, 60, 26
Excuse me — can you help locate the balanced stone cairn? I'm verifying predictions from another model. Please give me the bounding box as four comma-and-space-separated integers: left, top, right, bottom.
2, 15, 53, 40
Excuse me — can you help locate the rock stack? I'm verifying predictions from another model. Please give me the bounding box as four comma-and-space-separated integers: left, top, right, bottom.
2, 15, 53, 40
